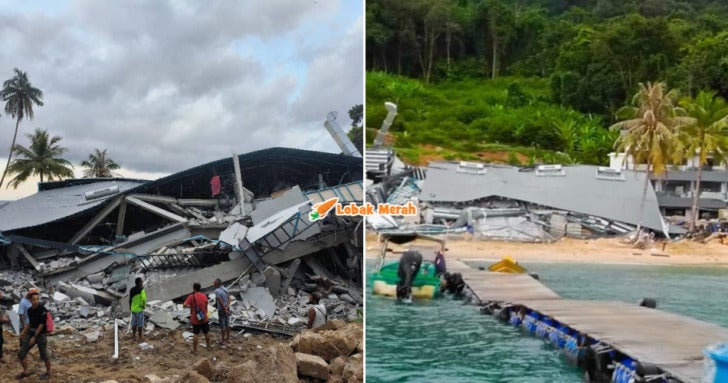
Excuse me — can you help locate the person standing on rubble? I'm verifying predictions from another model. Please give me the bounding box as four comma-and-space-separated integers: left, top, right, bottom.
183, 282, 210, 353
17, 288, 38, 345
213, 278, 230, 344
307, 292, 327, 329
129, 277, 147, 341
16, 291, 52, 380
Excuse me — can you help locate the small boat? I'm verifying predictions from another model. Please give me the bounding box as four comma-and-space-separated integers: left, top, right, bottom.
370, 232, 528, 300
370, 232, 444, 300
487, 256, 526, 274
372, 260, 441, 299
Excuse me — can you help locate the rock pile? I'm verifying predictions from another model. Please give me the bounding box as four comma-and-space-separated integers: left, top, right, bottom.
161, 320, 363, 383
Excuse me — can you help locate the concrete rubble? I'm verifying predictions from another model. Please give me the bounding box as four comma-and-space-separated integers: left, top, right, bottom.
367, 165, 643, 242
1, 148, 363, 339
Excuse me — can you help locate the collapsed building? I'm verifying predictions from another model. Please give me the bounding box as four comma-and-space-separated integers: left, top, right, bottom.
0, 147, 363, 336
367, 160, 687, 242
365, 101, 692, 241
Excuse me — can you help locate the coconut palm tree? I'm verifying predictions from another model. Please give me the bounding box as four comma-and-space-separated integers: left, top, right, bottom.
5, 128, 74, 189
0, 68, 44, 188
609, 82, 689, 234
80, 148, 121, 178
676, 91, 728, 233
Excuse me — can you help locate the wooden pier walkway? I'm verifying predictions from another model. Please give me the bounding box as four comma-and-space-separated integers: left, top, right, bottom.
448, 260, 728, 383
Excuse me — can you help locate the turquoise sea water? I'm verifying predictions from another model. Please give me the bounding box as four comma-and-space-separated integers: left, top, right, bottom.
365, 261, 728, 383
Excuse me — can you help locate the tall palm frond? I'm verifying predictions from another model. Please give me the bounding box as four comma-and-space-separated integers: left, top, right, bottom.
0, 68, 44, 188
80, 148, 121, 178
5, 128, 74, 189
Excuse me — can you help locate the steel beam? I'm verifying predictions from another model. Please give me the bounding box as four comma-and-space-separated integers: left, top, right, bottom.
70, 197, 123, 245
126, 196, 187, 223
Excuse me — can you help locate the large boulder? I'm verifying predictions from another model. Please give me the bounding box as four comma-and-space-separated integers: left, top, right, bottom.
298, 323, 363, 362
213, 361, 233, 381
297, 332, 339, 362
289, 333, 301, 352
295, 352, 329, 380
342, 354, 363, 383
225, 344, 298, 383
191, 358, 214, 380
313, 319, 347, 333
320, 323, 362, 359
329, 356, 347, 383
180, 371, 210, 383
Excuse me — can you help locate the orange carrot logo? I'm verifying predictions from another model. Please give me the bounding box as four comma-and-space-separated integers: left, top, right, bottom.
309, 198, 338, 221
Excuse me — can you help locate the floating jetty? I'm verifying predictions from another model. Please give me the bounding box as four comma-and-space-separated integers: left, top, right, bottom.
448, 260, 728, 383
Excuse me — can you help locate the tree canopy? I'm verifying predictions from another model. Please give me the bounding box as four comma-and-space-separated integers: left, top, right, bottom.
5, 128, 73, 189
367, 0, 728, 119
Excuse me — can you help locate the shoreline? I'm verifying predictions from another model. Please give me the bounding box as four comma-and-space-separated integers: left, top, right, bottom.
365, 232, 728, 267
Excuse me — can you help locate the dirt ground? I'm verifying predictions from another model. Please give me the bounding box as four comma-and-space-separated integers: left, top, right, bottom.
0, 325, 286, 383
365, 231, 728, 266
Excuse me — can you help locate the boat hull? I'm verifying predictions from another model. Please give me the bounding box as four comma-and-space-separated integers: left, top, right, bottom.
372, 279, 438, 299
371, 261, 441, 300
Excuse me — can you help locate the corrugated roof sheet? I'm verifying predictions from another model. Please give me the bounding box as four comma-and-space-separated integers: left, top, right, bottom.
419, 162, 667, 233
0, 180, 143, 231
0, 148, 362, 234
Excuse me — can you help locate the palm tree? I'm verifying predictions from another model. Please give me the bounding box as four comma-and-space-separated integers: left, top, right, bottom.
0, 68, 44, 188
5, 128, 74, 189
609, 82, 688, 234
676, 91, 728, 233
80, 148, 121, 178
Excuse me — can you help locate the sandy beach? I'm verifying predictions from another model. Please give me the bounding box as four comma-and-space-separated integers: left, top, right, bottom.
365, 232, 728, 266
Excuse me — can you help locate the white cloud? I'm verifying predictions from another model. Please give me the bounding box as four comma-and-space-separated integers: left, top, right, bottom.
0, 0, 362, 199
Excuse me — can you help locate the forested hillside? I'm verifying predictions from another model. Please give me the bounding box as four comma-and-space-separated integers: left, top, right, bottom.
366, 0, 728, 165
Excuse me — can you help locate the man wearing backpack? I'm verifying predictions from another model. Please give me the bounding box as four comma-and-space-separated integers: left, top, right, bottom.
16, 291, 51, 380
183, 282, 210, 354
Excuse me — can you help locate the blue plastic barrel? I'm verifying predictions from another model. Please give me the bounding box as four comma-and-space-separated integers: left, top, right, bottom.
704, 343, 728, 383
611, 362, 622, 383
509, 312, 522, 327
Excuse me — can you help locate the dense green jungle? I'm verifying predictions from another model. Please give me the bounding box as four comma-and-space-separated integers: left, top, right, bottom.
365, 0, 728, 165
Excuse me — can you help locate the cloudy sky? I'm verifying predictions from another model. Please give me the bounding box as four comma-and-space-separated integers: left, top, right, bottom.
0, 0, 363, 199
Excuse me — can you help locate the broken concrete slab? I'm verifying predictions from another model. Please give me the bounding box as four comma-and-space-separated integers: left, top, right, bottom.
84, 331, 101, 343
340, 294, 356, 305
139, 256, 254, 310
86, 271, 105, 284
281, 259, 300, 291
139, 342, 154, 350
219, 222, 248, 247
288, 317, 301, 325
263, 266, 282, 297
8, 310, 20, 334
240, 287, 276, 319
58, 281, 116, 306
53, 291, 70, 302
149, 310, 179, 330
251, 186, 308, 225
250, 272, 266, 286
